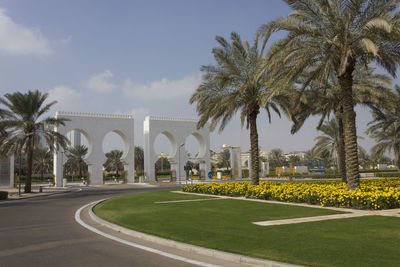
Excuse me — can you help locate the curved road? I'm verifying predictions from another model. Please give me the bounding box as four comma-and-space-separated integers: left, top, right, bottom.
0, 185, 199, 267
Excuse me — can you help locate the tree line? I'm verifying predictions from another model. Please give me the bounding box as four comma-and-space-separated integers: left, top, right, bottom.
190, 0, 400, 189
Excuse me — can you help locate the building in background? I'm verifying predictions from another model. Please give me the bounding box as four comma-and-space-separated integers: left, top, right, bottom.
66, 130, 81, 148
0, 155, 14, 188
284, 151, 306, 160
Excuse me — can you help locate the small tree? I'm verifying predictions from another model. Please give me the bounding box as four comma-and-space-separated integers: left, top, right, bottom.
33, 147, 53, 180
65, 145, 88, 178
134, 146, 144, 171
103, 150, 125, 176
217, 149, 230, 171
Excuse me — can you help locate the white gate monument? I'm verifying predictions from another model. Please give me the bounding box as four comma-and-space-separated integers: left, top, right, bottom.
144, 116, 210, 182
53, 112, 134, 186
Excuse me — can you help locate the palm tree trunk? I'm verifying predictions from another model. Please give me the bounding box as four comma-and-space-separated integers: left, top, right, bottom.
25, 138, 33, 193
335, 108, 347, 182
338, 59, 360, 190
249, 110, 260, 185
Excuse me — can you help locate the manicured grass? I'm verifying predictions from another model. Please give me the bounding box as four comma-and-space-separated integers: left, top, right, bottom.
94, 189, 400, 266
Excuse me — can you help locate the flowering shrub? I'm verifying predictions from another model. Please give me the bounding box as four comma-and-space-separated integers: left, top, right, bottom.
182, 179, 400, 210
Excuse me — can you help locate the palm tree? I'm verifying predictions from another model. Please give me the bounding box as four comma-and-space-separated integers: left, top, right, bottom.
313, 119, 340, 174
368, 124, 400, 170
155, 157, 170, 172
290, 67, 394, 182
190, 32, 291, 185
367, 85, 400, 170
269, 148, 286, 169
260, 0, 400, 190
103, 150, 125, 176
217, 149, 230, 171
0, 90, 69, 192
65, 145, 88, 178
134, 146, 144, 171
33, 147, 53, 180
358, 147, 374, 170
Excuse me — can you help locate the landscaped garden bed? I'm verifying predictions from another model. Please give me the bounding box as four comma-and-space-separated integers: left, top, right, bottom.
182, 179, 400, 210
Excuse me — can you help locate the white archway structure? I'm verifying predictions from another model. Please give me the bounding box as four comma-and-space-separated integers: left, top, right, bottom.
144, 116, 210, 182
53, 112, 134, 186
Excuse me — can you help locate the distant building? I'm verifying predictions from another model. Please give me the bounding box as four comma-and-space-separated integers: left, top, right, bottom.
157, 152, 169, 159
285, 151, 306, 160
66, 130, 81, 147
241, 150, 268, 168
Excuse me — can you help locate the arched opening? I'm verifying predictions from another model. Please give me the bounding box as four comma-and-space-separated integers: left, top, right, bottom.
102, 131, 128, 183
153, 132, 175, 181
63, 129, 90, 183
184, 134, 201, 180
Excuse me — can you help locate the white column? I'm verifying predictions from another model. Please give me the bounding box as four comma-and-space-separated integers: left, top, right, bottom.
54, 150, 63, 187
89, 163, 103, 185
126, 163, 135, 183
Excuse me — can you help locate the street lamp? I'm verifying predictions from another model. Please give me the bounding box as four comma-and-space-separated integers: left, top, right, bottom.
178, 143, 185, 182
18, 146, 22, 196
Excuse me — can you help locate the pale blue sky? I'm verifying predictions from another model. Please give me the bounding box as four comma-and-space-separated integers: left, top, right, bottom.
0, 0, 398, 156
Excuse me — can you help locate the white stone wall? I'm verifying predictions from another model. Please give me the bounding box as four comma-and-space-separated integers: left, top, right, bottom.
144, 116, 210, 182
53, 112, 134, 186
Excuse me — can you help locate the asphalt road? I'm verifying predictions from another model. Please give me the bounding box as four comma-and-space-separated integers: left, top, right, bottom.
0, 185, 198, 267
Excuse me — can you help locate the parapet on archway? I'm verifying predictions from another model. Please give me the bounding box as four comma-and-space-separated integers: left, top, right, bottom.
53, 112, 134, 186
144, 116, 210, 182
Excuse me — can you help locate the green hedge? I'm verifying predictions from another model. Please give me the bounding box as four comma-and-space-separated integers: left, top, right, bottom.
359, 169, 397, 173
104, 173, 121, 178
156, 170, 171, 176
0, 191, 8, 200
375, 172, 400, 177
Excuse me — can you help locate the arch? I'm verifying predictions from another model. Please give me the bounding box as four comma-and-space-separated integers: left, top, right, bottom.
153, 131, 177, 157
102, 129, 129, 158
53, 112, 134, 186
68, 128, 92, 159
191, 132, 206, 158
144, 116, 210, 182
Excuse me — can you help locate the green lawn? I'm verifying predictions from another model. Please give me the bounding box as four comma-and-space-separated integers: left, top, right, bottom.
94, 189, 400, 266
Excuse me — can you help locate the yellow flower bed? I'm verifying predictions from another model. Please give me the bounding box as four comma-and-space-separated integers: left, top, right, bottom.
182, 179, 400, 210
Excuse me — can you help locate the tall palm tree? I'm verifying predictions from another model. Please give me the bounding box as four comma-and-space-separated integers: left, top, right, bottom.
65, 145, 88, 178
0, 90, 69, 192
33, 147, 53, 180
134, 146, 144, 171
190, 32, 291, 185
260, 0, 400, 190
103, 150, 125, 176
290, 67, 394, 182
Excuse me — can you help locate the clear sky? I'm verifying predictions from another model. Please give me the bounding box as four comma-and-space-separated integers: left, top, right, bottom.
0, 0, 398, 156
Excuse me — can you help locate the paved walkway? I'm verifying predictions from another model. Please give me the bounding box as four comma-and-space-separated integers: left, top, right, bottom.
174, 191, 400, 226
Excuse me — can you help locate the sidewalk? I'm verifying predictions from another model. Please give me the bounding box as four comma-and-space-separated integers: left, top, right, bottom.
1, 185, 73, 200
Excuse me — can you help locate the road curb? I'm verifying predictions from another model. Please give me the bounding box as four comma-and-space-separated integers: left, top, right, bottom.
88, 199, 301, 267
